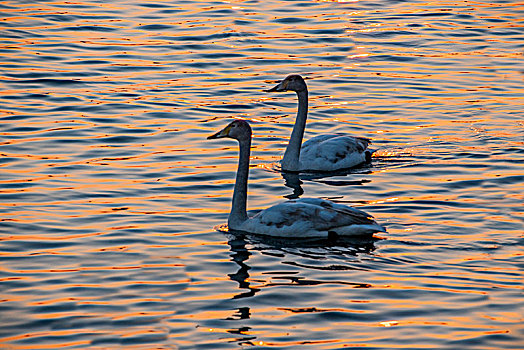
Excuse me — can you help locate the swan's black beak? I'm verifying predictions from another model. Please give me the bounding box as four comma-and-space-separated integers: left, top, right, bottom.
207, 125, 231, 139
264, 80, 286, 92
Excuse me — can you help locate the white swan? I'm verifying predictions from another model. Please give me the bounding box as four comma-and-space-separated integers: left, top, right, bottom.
266, 74, 373, 172
208, 119, 385, 238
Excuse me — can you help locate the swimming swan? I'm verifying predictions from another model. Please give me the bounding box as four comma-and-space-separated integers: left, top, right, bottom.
208, 119, 385, 238
266, 74, 373, 172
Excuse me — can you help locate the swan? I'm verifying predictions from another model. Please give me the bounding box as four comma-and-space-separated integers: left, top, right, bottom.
265, 74, 373, 172
207, 119, 385, 238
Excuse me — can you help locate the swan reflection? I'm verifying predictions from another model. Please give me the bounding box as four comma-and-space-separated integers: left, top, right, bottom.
281, 171, 373, 200
225, 230, 379, 300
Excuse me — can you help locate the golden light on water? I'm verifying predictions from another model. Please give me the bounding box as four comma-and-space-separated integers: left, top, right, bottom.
0, 0, 522, 348
379, 320, 399, 327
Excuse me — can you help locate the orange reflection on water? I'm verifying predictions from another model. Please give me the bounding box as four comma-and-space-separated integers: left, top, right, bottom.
0, 0, 522, 349
1, 262, 185, 276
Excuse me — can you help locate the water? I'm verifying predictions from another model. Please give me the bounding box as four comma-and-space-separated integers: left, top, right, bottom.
1, 0, 523, 348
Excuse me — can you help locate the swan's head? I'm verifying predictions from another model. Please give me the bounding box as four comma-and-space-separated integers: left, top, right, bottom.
265, 74, 307, 93
207, 119, 252, 142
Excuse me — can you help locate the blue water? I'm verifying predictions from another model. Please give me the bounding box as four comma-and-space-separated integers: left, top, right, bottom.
1, 0, 523, 349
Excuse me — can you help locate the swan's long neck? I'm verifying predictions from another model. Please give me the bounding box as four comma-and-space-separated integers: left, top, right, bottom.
229, 136, 251, 228
281, 89, 308, 172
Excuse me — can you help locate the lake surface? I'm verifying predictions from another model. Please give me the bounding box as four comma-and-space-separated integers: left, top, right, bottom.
1, 0, 523, 349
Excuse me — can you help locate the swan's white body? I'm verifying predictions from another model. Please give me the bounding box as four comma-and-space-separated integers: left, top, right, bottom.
266, 74, 373, 172
240, 197, 384, 238
298, 134, 371, 172
208, 120, 385, 238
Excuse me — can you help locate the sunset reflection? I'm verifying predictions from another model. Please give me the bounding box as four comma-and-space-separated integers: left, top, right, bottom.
1, 0, 523, 349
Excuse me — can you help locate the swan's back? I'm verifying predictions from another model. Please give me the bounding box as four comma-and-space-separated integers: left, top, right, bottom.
299, 134, 372, 171
239, 197, 384, 238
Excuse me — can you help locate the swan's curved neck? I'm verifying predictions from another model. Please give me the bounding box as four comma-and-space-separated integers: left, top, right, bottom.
229, 136, 251, 228
281, 89, 308, 172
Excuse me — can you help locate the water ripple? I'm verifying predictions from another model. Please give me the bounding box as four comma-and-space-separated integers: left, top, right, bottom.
1, 0, 523, 349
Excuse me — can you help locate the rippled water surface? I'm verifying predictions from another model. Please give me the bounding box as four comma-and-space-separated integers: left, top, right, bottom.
1, 0, 523, 349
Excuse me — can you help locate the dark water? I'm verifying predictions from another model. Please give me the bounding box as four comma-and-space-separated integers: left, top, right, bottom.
1, 0, 523, 349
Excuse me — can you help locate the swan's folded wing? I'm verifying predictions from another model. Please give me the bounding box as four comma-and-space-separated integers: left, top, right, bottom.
299, 135, 371, 170
297, 198, 375, 226
243, 198, 379, 237
303, 135, 369, 158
